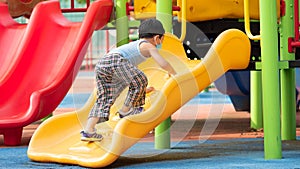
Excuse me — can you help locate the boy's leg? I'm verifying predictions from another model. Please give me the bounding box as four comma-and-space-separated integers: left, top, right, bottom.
123, 72, 148, 109
81, 117, 103, 141
81, 87, 111, 141
113, 57, 148, 114
84, 117, 100, 133
82, 55, 114, 140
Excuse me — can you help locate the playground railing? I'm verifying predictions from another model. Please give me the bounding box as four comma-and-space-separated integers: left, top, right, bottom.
59, 0, 111, 71
61, 0, 91, 12
288, 0, 300, 52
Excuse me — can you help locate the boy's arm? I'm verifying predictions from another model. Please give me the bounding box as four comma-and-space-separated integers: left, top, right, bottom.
149, 48, 177, 75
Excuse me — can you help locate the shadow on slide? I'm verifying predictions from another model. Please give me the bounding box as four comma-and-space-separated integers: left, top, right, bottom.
28, 29, 251, 168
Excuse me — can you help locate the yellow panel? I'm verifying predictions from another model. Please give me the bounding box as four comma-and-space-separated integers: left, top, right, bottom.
133, 0, 280, 21
177, 0, 280, 22
133, 0, 177, 19
133, 0, 157, 19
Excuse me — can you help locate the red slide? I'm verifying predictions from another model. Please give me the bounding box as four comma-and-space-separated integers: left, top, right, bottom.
0, 0, 113, 146
0, 3, 27, 84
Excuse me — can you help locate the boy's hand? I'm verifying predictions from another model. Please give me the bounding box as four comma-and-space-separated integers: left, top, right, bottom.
164, 73, 173, 80
146, 86, 155, 93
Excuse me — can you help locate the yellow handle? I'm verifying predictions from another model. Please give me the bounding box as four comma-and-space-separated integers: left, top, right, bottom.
179, 0, 186, 42
244, 0, 261, 40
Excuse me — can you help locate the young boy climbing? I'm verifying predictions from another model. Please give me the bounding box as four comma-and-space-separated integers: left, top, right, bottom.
81, 18, 177, 141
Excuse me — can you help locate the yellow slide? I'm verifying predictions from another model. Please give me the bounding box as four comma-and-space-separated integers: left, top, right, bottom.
27, 29, 250, 168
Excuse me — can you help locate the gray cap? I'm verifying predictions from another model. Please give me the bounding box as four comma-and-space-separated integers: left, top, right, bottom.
139, 18, 165, 35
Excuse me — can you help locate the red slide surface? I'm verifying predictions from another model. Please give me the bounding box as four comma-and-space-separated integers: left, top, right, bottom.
0, 0, 113, 146
0, 3, 26, 84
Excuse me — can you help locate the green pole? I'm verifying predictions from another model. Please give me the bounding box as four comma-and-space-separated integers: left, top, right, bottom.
115, 0, 129, 46
155, 0, 172, 149
279, 0, 296, 140
260, 0, 282, 159
250, 71, 263, 129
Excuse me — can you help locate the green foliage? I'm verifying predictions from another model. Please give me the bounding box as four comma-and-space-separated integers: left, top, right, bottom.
75, 0, 95, 4
62, 0, 95, 5
76, 0, 86, 4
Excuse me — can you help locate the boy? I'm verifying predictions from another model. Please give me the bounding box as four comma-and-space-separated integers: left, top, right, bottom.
81, 18, 177, 141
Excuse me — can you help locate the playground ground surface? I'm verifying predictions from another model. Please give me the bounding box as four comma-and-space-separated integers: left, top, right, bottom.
0, 71, 300, 168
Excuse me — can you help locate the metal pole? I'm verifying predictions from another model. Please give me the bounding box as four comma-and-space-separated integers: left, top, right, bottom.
250, 71, 263, 129
155, 0, 172, 149
260, 0, 282, 159
244, 0, 263, 130
116, 0, 129, 46
280, 0, 297, 141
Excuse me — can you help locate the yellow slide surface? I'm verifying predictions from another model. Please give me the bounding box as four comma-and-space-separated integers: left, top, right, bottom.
27, 29, 250, 168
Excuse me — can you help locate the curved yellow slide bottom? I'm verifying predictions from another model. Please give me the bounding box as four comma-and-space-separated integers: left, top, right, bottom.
27, 29, 250, 168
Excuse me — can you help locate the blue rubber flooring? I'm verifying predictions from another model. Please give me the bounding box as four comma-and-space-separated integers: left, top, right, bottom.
1, 138, 300, 168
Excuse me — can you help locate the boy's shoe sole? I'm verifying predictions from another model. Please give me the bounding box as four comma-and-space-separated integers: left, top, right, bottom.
81, 137, 103, 142
120, 107, 144, 118
112, 107, 144, 121
80, 131, 103, 142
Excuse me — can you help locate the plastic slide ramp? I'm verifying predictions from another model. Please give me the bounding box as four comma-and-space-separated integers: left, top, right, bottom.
0, 2, 26, 84
0, 0, 113, 146
28, 29, 251, 168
